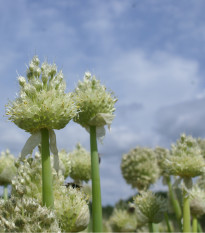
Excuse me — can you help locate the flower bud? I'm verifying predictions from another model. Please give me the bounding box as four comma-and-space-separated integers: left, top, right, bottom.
190, 185, 205, 218
18, 76, 26, 87
163, 134, 205, 178
109, 208, 137, 232
133, 191, 167, 224
121, 147, 160, 190
69, 143, 91, 183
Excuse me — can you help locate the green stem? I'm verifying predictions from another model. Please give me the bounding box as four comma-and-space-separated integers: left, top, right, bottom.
198, 222, 203, 232
148, 222, 153, 233
192, 215, 198, 233
183, 189, 191, 232
167, 176, 182, 220
90, 126, 103, 232
152, 223, 159, 233
148, 223, 158, 233
41, 128, 54, 208
3, 185, 8, 200
164, 213, 172, 233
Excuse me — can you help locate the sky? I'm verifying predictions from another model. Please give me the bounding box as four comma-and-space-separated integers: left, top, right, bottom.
1, 0, 205, 205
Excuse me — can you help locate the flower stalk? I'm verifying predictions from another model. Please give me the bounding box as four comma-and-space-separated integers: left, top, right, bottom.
41, 128, 54, 208
164, 213, 172, 233
183, 189, 191, 232
166, 176, 182, 229
192, 215, 197, 233
148, 222, 153, 232
90, 126, 103, 232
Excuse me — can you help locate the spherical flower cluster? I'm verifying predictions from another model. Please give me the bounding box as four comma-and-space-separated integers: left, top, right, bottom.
189, 185, 205, 218
69, 143, 91, 183
12, 152, 61, 202
0, 149, 17, 186
0, 196, 60, 232
73, 72, 117, 130
12, 152, 90, 232
133, 191, 167, 224
6, 56, 77, 133
55, 185, 90, 232
164, 134, 205, 178
121, 147, 160, 190
109, 208, 137, 232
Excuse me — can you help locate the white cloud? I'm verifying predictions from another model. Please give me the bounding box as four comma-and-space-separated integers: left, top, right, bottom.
106, 50, 201, 108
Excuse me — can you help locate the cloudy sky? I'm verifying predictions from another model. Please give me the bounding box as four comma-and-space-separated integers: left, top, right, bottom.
1, 0, 205, 205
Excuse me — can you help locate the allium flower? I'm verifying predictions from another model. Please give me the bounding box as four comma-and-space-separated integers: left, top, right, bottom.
164, 134, 205, 178
109, 208, 137, 232
72, 72, 117, 231
12, 152, 90, 232
6, 56, 77, 133
121, 147, 160, 190
69, 143, 91, 183
55, 186, 90, 232
189, 185, 205, 218
73, 72, 117, 137
0, 196, 60, 232
0, 149, 17, 186
12, 152, 61, 201
133, 191, 167, 224
6, 56, 78, 171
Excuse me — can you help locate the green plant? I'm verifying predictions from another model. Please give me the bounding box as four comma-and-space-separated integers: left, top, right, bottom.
72, 72, 117, 232
6, 56, 77, 208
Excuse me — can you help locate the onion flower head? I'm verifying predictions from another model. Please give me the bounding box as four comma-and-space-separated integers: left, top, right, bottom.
189, 185, 205, 218
6, 55, 77, 133
6, 56, 78, 170
109, 207, 137, 232
69, 143, 91, 183
121, 146, 160, 190
164, 134, 205, 179
0, 196, 60, 232
12, 152, 90, 232
72, 72, 117, 138
133, 190, 167, 224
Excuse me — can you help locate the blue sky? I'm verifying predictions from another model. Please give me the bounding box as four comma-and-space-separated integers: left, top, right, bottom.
1, 0, 205, 205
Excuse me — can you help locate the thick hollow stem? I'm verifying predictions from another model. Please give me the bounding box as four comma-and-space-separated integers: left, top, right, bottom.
148, 223, 159, 233
41, 128, 54, 208
152, 223, 159, 233
192, 215, 198, 233
148, 222, 153, 233
90, 126, 103, 232
164, 213, 172, 233
3, 185, 8, 201
166, 176, 182, 231
167, 176, 182, 220
198, 222, 203, 232
183, 190, 191, 232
